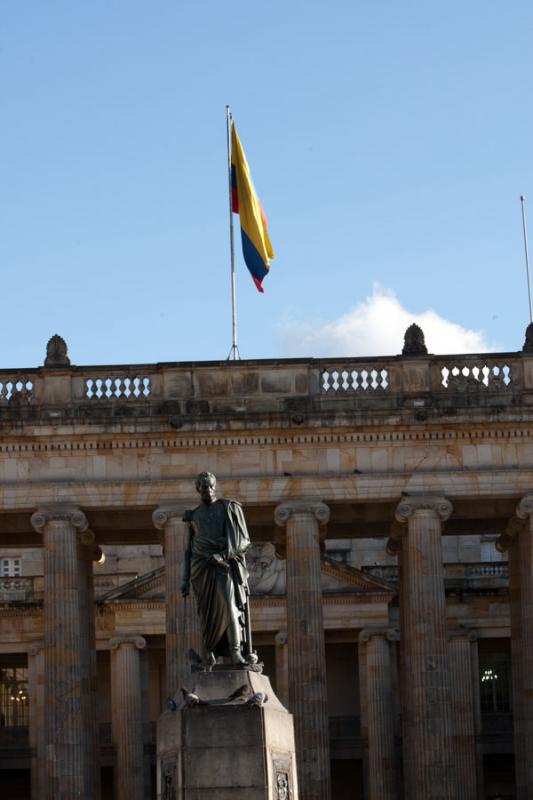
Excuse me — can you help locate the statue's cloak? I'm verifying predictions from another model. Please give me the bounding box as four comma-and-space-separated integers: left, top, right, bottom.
186, 499, 250, 656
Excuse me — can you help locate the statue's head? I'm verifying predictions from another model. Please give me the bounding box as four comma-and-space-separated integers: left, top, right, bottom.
195, 472, 216, 505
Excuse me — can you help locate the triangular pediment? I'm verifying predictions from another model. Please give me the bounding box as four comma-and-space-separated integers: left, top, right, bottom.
96, 548, 395, 605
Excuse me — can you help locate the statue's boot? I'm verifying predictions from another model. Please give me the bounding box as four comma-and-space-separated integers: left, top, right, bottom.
204, 651, 216, 671
228, 616, 246, 665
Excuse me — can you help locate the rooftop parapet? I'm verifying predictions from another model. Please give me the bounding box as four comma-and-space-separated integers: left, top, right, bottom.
0, 326, 532, 428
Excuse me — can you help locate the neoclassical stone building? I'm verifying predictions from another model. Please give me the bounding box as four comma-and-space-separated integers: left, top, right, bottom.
0, 327, 532, 799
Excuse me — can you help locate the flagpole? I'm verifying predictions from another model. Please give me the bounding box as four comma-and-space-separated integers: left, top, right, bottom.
520, 195, 533, 324
226, 106, 240, 360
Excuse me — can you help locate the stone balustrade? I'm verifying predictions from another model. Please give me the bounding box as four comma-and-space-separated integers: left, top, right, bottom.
0, 350, 528, 426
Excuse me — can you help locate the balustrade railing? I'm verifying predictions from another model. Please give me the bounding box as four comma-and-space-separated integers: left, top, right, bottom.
0, 376, 34, 404
321, 366, 389, 392
84, 375, 152, 401
363, 562, 509, 587
0, 350, 528, 415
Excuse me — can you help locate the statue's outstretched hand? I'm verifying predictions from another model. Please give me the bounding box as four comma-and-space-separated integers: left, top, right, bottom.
180, 580, 190, 597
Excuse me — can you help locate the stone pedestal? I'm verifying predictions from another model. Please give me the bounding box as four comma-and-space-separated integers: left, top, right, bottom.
158, 666, 298, 800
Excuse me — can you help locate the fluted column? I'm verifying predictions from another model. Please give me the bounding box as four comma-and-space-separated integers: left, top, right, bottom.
499, 495, 533, 798
448, 630, 479, 800
275, 499, 331, 800
31, 505, 97, 800
153, 504, 201, 697
110, 636, 147, 800
28, 641, 45, 800
275, 630, 289, 708
394, 496, 455, 800
359, 629, 398, 800
79, 544, 102, 799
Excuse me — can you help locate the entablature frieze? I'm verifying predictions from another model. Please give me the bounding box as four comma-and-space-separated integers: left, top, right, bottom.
2, 425, 533, 455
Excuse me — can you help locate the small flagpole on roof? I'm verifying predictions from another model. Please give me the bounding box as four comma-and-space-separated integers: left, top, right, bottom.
226, 105, 241, 360
520, 195, 533, 324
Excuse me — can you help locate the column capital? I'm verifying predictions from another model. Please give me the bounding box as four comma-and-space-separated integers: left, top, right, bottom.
28, 640, 45, 657
496, 514, 525, 552
359, 627, 399, 644
78, 542, 103, 562
395, 495, 452, 525
448, 627, 478, 643
275, 630, 288, 646
109, 635, 146, 651
516, 494, 533, 520
31, 505, 89, 535
152, 503, 193, 531
274, 498, 330, 527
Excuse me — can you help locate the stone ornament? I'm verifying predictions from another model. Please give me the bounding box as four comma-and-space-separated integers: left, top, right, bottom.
31, 506, 89, 534
523, 321, 533, 352
44, 334, 70, 367
496, 515, 525, 552
247, 542, 285, 595
109, 635, 147, 651
516, 494, 533, 520
395, 496, 453, 525
402, 322, 428, 356
274, 499, 330, 528
276, 772, 289, 800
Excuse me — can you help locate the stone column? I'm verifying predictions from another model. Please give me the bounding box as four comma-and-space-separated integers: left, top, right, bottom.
275, 500, 331, 800
448, 630, 479, 800
153, 505, 201, 697
79, 544, 102, 799
359, 629, 398, 800
28, 641, 45, 800
110, 636, 147, 800
31, 505, 98, 800
500, 496, 533, 798
394, 496, 456, 800
275, 630, 290, 708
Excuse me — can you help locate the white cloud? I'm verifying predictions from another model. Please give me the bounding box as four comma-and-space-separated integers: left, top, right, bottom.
278, 285, 495, 357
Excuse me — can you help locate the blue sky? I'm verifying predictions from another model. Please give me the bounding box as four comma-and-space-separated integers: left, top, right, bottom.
1, 1, 532, 367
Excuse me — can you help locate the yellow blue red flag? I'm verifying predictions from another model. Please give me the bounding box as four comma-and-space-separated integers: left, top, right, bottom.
231, 124, 275, 293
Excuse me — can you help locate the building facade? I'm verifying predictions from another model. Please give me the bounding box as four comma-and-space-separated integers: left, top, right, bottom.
0, 328, 532, 799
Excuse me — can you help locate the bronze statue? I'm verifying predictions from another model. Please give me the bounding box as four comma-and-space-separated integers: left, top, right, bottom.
182, 472, 253, 668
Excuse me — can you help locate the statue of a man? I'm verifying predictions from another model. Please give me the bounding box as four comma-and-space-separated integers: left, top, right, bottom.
181, 472, 252, 667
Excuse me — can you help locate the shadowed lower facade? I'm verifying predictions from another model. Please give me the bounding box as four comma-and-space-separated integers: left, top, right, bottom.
1, 327, 533, 799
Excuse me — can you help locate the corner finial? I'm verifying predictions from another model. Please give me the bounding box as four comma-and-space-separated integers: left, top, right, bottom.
523, 322, 533, 353
402, 323, 428, 356
44, 334, 70, 367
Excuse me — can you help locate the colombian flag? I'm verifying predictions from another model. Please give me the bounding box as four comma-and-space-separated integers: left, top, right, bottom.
231, 124, 275, 293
